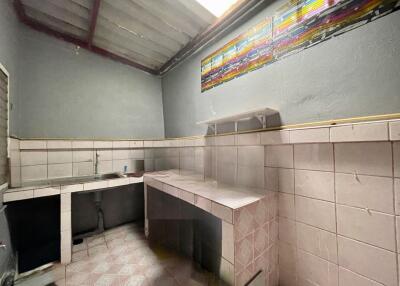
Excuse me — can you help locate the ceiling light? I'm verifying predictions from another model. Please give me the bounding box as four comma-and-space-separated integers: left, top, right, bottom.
196, 0, 239, 17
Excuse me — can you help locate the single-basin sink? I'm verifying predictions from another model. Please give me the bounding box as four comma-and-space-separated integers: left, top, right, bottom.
17, 172, 124, 187
94, 173, 122, 180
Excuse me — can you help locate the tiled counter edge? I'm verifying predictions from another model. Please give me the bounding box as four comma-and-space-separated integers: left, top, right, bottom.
3, 176, 144, 202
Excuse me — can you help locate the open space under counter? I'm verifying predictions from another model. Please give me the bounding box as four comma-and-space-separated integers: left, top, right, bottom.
143, 170, 278, 286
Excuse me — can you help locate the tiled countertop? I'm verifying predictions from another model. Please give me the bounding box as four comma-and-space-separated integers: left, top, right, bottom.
144, 170, 265, 223
3, 175, 143, 202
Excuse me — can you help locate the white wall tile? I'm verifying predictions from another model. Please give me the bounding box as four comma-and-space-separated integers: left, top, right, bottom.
9, 138, 20, 150
211, 203, 232, 223
84, 181, 108, 191
34, 187, 60, 198
394, 142, 400, 178
162, 184, 180, 198
20, 151, 47, 166
47, 140, 72, 149
144, 159, 154, 172
236, 133, 260, 145
20, 140, 46, 150
338, 236, 397, 286
217, 162, 236, 185
72, 141, 93, 149
60, 230, 72, 264
295, 196, 336, 232
265, 167, 294, 193
93, 141, 112, 148
61, 184, 83, 193
97, 161, 113, 174
294, 143, 333, 171
290, 127, 330, 143
265, 145, 293, 168
396, 216, 400, 253
97, 150, 112, 161
130, 141, 144, 148
48, 163, 72, 179
279, 241, 297, 274
61, 193, 71, 212
9, 150, 20, 166
112, 149, 131, 160
143, 141, 153, 148
215, 135, 235, 146
260, 130, 290, 145
48, 151, 72, 164
21, 165, 47, 182
337, 204, 395, 251
296, 250, 338, 286
131, 149, 144, 159
144, 149, 154, 158
295, 169, 334, 201
331, 122, 389, 142
297, 222, 338, 263
72, 150, 93, 163
237, 166, 264, 189
111, 141, 130, 148
339, 267, 384, 286
237, 146, 264, 166
336, 173, 394, 214
279, 217, 296, 245
195, 195, 211, 212
389, 121, 400, 141
10, 166, 21, 187
222, 221, 234, 264
217, 146, 237, 164
180, 189, 195, 204
335, 142, 392, 177
3, 190, 33, 202
278, 193, 295, 219
72, 162, 93, 177
279, 267, 297, 286
395, 179, 400, 215
61, 211, 71, 232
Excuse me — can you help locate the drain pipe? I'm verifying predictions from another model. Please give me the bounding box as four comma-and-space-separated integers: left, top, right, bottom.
73, 150, 105, 241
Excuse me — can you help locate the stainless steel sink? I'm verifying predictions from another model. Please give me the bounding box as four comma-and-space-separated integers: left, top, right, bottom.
93, 173, 122, 180
17, 173, 124, 188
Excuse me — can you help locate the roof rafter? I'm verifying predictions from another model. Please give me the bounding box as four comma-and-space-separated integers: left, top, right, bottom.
87, 0, 101, 47
13, 0, 158, 75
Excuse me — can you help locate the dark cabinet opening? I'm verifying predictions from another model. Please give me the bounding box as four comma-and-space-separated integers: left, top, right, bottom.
6, 195, 60, 273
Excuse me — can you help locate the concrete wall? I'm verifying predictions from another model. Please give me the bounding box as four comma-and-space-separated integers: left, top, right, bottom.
15, 26, 164, 139
0, 0, 21, 136
162, 2, 400, 138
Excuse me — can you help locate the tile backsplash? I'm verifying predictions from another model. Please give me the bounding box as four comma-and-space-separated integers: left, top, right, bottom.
6, 118, 400, 285
275, 141, 399, 286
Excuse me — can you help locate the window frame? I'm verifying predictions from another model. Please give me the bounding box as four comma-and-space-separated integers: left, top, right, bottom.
0, 62, 9, 191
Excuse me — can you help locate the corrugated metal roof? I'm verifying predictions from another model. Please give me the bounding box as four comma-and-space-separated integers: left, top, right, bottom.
18, 0, 218, 71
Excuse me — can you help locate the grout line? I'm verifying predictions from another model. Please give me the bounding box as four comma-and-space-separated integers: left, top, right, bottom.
332, 142, 340, 285
391, 141, 399, 286
291, 143, 298, 283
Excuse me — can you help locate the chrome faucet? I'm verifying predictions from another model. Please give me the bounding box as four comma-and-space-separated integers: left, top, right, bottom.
94, 150, 100, 175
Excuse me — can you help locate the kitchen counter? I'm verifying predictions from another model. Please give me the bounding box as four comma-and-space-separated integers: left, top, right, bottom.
144, 169, 264, 213
143, 170, 277, 285
3, 173, 144, 202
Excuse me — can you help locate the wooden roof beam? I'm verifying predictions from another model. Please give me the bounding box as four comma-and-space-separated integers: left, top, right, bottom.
88, 0, 100, 47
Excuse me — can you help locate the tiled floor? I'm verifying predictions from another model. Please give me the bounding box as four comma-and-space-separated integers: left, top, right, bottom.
16, 223, 224, 286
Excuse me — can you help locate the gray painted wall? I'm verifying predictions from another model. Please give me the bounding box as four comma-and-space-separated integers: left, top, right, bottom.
162, 2, 400, 138
15, 26, 164, 139
0, 1, 21, 136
